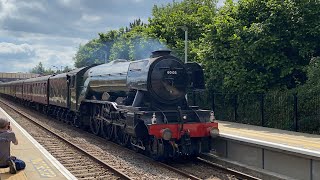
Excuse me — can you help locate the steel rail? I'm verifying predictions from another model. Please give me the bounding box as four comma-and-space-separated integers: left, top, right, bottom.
1, 97, 258, 180
157, 161, 202, 180
1, 98, 201, 180
197, 155, 261, 180
0, 99, 132, 180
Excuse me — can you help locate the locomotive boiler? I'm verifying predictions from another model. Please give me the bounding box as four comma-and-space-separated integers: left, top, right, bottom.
81, 50, 194, 107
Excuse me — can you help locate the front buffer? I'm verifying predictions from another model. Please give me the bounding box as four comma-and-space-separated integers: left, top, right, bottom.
147, 122, 219, 160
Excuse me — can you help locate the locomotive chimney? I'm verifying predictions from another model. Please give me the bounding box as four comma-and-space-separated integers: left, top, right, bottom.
151, 50, 171, 58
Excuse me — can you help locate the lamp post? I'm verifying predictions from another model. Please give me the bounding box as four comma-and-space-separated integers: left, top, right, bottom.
52, 65, 59, 72
178, 26, 188, 63
52, 65, 63, 72
184, 27, 188, 64
178, 26, 188, 101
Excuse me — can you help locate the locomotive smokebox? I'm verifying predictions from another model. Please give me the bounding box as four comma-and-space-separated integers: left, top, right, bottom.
151, 50, 171, 58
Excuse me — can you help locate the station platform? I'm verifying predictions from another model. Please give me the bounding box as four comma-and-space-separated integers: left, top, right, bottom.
213, 120, 320, 180
217, 120, 320, 157
0, 107, 76, 180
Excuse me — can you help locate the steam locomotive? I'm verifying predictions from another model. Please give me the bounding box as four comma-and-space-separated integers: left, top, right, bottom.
0, 50, 219, 160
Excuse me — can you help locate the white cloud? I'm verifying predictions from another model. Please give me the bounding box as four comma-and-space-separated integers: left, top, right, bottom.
0, 42, 35, 58
0, 39, 79, 72
132, 0, 144, 3
81, 14, 101, 22
0, 0, 16, 19
34, 47, 76, 68
0, 0, 225, 73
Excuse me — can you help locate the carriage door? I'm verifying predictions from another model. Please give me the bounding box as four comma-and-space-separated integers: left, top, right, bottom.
68, 75, 77, 111
66, 75, 71, 109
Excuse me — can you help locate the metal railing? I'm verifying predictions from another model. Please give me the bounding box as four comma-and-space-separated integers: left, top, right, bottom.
188, 91, 320, 134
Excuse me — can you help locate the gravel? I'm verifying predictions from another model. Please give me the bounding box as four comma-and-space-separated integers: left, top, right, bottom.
2, 98, 242, 180
1, 100, 187, 180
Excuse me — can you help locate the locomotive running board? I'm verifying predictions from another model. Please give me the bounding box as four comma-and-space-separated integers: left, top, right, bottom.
83, 100, 118, 110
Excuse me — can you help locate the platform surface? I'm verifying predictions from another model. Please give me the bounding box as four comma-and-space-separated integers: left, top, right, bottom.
218, 120, 320, 157
0, 107, 76, 180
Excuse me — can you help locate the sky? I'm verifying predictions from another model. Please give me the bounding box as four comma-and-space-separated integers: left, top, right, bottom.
0, 0, 224, 73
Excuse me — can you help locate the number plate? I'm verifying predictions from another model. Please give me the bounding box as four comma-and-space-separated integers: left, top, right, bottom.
166, 70, 177, 75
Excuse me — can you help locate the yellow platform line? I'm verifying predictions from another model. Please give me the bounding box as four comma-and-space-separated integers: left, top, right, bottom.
221, 126, 320, 148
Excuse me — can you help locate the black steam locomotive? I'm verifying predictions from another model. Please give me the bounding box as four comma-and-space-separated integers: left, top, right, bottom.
0, 50, 219, 160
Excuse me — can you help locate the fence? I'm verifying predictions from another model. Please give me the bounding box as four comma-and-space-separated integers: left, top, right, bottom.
188, 91, 320, 135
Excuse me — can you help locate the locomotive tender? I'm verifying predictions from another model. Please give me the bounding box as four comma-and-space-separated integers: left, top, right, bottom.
0, 50, 219, 160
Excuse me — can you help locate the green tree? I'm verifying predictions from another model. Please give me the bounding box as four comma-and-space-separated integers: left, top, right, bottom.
74, 39, 107, 68
109, 25, 166, 60
298, 57, 320, 94
73, 0, 320, 95
201, 0, 320, 93
148, 0, 218, 60
62, 66, 72, 73
30, 62, 55, 75
98, 30, 123, 61
30, 62, 46, 75
45, 68, 55, 75
108, 28, 131, 60
74, 28, 127, 67
127, 18, 145, 32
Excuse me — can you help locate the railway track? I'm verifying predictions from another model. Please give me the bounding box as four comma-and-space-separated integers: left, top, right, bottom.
0, 97, 260, 180
0, 98, 201, 179
167, 156, 260, 180
196, 157, 260, 180
0, 99, 131, 180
